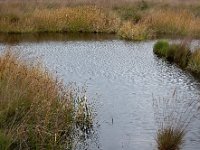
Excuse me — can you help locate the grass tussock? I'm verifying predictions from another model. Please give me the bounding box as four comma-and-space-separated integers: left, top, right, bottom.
187, 49, 200, 74
153, 40, 191, 68
0, 50, 93, 149
153, 40, 169, 57
153, 93, 198, 150
118, 21, 152, 41
169, 43, 191, 68
156, 125, 185, 150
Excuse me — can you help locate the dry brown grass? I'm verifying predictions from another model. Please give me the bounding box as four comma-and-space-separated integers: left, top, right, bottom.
0, 6, 120, 33
0, 50, 92, 149
144, 9, 200, 37
1, 0, 200, 39
156, 125, 185, 150
117, 8, 200, 40
118, 21, 152, 40
153, 94, 198, 150
1, 0, 200, 7
187, 49, 200, 74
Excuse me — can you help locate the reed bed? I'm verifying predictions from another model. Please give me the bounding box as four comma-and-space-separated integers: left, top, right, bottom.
0, 50, 93, 149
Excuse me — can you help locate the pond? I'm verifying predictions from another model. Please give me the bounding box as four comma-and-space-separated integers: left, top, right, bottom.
0, 33, 200, 150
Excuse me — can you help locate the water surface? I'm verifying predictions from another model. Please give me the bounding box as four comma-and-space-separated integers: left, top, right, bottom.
0, 33, 200, 150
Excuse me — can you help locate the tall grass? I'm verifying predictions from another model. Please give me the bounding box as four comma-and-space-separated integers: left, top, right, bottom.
0, 6, 120, 33
118, 21, 152, 41
187, 49, 200, 74
1, 1, 200, 39
153, 93, 198, 150
145, 9, 200, 37
0, 50, 93, 149
117, 8, 200, 40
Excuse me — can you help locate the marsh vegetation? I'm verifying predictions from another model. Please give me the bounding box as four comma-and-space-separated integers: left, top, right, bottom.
153, 39, 200, 75
153, 93, 199, 150
1, 0, 200, 40
0, 50, 93, 149
1, 0, 200, 150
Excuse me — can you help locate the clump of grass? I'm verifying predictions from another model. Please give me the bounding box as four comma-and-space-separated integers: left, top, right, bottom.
0, 50, 93, 149
156, 125, 185, 150
153, 40, 191, 68
153, 92, 198, 150
153, 40, 170, 57
118, 21, 152, 41
165, 43, 179, 61
154, 40, 200, 75
172, 42, 191, 68
187, 49, 200, 74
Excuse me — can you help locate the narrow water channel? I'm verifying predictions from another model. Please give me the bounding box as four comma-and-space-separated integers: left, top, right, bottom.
0, 33, 200, 150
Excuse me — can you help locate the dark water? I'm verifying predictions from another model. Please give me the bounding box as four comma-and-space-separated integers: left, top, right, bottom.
0, 33, 200, 150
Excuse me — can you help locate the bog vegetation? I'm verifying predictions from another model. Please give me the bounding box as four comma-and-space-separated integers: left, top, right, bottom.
1, 0, 200, 150
153, 93, 198, 150
0, 0, 200, 40
0, 50, 93, 149
153, 39, 200, 75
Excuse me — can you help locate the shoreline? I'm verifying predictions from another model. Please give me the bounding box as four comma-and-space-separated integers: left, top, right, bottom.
0, 2, 200, 41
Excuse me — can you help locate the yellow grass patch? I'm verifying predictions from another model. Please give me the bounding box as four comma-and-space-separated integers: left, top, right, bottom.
0, 6, 120, 33
0, 50, 92, 149
144, 9, 198, 36
118, 21, 152, 40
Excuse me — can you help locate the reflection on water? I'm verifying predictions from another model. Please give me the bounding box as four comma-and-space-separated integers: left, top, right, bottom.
0, 34, 200, 150
0, 33, 117, 44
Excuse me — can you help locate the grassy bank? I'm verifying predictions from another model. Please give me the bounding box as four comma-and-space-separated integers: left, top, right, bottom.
0, 6, 120, 33
0, 1, 200, 40
0, 50, 93, 149
153, 40, 200, 75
